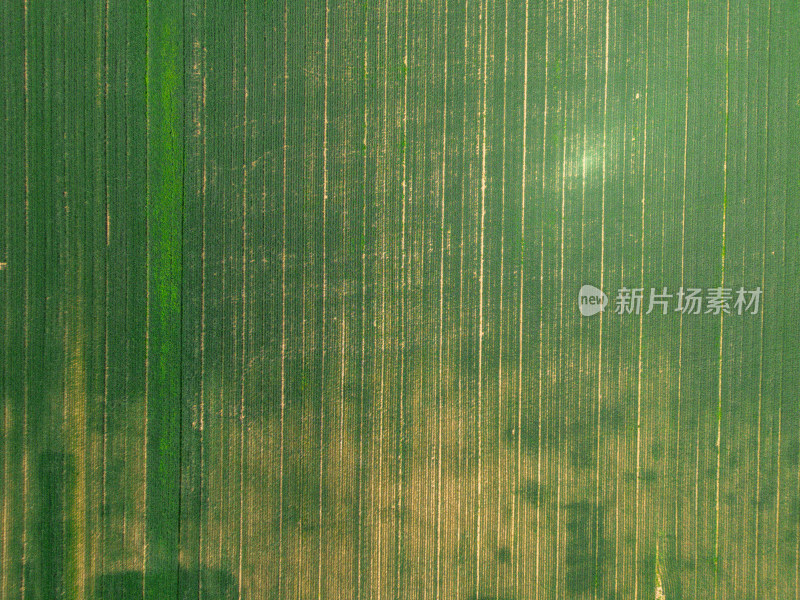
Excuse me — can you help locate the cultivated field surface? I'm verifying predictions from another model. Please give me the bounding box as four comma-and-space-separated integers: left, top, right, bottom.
1, 0, 798, 598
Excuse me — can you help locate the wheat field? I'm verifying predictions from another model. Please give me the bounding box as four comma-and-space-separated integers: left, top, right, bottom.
1, 0, 799, 598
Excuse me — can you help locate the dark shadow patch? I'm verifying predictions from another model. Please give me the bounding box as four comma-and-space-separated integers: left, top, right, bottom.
281, 453, 322, 531
564, 501, 604, 596
724, 491, 739, 506
515, 481, 544, 505
786, 498, 800, 532
98, 568, 236, 599
726, 447, 740, 470
569, 437, 596, 470
601, 404, 625, 433
640, 468, 658, 485
623, 468, 658, 485
756, 477, 778, 509
37, 451, 73, 600
638, 552, 656, 598
785, 437, 800, 468
457, 535, 473, 566
505, 415, 541, 456
650, 440, 664, 461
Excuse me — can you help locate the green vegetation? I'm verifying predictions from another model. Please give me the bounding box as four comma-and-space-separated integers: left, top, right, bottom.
1, 0, 798, 598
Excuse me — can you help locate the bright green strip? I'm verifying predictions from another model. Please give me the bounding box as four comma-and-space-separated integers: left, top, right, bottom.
145, 1, 183, 597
